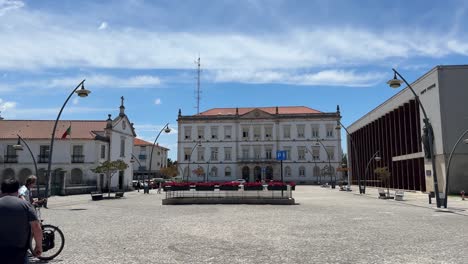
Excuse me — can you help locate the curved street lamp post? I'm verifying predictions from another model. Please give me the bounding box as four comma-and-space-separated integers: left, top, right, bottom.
363, 150, 381, 194
314, 139, 335, 187
444, 130, 468, 208
147, 123, 171, 181
187, 141, 202, 182
388, 69, 442, 207
45, 80, 90, 197
206, 150, 218, 182
130, 154, 142, 181
13, 134, 40, 198
335, 119, 361, 190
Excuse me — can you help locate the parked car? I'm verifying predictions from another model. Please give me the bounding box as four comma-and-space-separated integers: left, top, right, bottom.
235, 179, 246, 185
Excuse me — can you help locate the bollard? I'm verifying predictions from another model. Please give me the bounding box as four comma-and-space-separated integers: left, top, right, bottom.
461, 190, 465, 201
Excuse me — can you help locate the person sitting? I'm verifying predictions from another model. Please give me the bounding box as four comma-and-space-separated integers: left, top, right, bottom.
19, 175, 47, 208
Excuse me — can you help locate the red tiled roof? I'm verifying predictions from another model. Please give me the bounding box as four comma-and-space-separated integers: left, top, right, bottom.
133, 138, 170, 150
0, 120, 107, 140
197, 106, 321, 116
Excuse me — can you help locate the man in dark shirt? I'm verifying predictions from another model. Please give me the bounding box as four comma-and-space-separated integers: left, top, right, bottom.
0, 178, 43, 264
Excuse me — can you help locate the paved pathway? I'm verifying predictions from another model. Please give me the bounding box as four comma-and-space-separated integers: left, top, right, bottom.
31, 186, 468, 264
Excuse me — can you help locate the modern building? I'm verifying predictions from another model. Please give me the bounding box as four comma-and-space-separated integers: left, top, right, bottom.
177, 106, 343, 184
132, 138, 169, 180
347, 65, 468, 194
0, 99, 136, 195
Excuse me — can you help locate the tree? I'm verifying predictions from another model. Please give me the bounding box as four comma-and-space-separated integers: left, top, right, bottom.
92, 159, 129, 197
193, 167, 204, 177
375, 167, 391, 197
160, 159, 178, 178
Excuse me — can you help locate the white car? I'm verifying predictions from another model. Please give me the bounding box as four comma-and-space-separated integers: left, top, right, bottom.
235, 179, 246, 185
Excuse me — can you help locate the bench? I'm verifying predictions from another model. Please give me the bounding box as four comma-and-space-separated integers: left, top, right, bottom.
378, 188, 387, 199
395, 190, 404, 201
115, 192, 125, 198
90, 192, 103, 201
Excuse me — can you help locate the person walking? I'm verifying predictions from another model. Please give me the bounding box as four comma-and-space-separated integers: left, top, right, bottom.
0, 178, 43, 264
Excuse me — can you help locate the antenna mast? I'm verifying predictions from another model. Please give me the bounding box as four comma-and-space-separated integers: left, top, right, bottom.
195, 56, 201, 114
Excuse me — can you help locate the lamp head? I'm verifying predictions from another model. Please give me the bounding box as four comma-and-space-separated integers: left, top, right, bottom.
130, 157, 135, 163
375, 156, 382, 162
387, 72, 403, 89
13, 137, 23, 150
464, 139, 468, 144
164, 125, 171, 134
335, 123, 341, 130
75, 82, 91, 97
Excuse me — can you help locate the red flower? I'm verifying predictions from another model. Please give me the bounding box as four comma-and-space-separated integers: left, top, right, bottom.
244, 182, 263, 187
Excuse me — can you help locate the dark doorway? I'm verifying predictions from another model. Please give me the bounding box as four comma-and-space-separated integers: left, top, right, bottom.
266, 166, 273, 181
242, 166, 250, 182
254, 166, 261, 182
118, 171, 124, 190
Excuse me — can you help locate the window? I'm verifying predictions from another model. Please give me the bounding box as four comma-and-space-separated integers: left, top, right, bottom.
210, 147, 218, 161
184, 148, 191, 161
298, 147, 306, 160
253, 126, 261, 140
326, 146, 334, 160
197, 148, 205, 161
326, 125, 334, 138
242, 147, 249, 159
312, 147, 320, 160
265, 126, 273, 140
285, 166, 291, 177
313, 166, 320, 176
197, 126, 205, 139
210, 167, 218, 177
297, 125, 305, 138
283, 125, 290, 139
5, 145, 17, 163
100, 145, 106, 159
39, 145, 50, 163
72, 145, 84, 163
253, 146, 261, 159
120, 137, 125, 157
224, 147, 232, 161
311, 125, 319, 138
265, 147, 272, 159
242, 126, 249, 139
299, 166, 305, 177
184, 126, 192, 140
211, 126, 218, 139
284, 147, 291, 160
224, 126, 232, 139
225, 167, 231, 177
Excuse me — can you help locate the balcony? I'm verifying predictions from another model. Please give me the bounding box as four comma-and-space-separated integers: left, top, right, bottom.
4, 155, 18, 163
71, 154, 85, 163
38, 155, 49, 163
139, 154, 147, 160
238, 156, 276, 163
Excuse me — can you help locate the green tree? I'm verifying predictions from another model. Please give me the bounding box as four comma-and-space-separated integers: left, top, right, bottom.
375, 167, 391, 197
92, 159, 129, 197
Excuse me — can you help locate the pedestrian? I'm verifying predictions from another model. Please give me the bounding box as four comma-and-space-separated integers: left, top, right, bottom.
143, 181, 149, 194
136, 181, 141, 192
0, 178, 43, 264
19, 175, 46, 208
157, 182, 162, 194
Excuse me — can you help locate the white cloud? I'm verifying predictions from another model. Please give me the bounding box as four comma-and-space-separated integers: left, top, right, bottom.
3, 106, 114, 119
211, 69, 384, 87
98, 21, 108, 30
0, 0, 24, 16
154, 98, 161, 105
0, 8, 467, 71
0, 98, 16, 115
72, 97, 79, 105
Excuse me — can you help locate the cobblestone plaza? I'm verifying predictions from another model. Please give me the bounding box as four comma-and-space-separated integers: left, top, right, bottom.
32, 186, 468, 264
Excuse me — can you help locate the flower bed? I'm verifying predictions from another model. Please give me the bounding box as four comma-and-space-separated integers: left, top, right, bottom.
219, 182, 240, 191
163, 182, 191, 191
267, 181, 296, 191
243, 182, 264, 191
195, 182, 216, 191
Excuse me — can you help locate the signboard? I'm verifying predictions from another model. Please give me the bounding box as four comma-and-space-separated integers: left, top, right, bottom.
276, 150, 287, 161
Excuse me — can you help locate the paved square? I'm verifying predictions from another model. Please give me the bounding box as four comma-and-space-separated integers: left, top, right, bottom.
33, 187, 468, 264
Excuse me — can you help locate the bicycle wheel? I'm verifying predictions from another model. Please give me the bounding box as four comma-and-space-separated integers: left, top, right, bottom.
30, 224, 65, 260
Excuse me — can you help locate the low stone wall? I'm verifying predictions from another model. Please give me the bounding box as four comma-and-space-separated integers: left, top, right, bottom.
163, 197, 295, 205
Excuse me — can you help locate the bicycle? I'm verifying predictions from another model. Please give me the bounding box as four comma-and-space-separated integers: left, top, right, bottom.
29, 202, 65, 261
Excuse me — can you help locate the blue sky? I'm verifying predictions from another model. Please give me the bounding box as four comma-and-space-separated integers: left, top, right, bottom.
1, 0, 468, 160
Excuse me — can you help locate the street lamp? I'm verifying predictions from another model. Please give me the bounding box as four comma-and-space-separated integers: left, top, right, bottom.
187, 141, 202, 182
130, 154, 142, 181
148, 123, 171, 181
45, 80, 90, 197
336, 119, 361, 190
206, 150, 218, 182
315, 139, 334, 187
387, 69, 441, 207
444, 129, 468, 208
14, 134, 40, 198
363, 150, 381, 194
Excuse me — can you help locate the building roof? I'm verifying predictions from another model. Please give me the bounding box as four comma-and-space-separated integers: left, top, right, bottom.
197, 106, 321, 116
0, 120, 107, 140
133, 138, 169, 150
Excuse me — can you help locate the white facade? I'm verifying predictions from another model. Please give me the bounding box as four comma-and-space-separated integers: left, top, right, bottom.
177, 107, 342, 184
132, 139, 169, 179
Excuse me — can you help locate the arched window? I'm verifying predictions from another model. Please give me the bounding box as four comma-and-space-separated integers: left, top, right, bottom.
225, 167, 231, 177
2, 168, 15, 181
313, 166, 320, 177
285, 166, 291, 177
299, 166, 305, 177
71, 168, 83, 184
211, 167, 218, 177
37, 169, 47, 185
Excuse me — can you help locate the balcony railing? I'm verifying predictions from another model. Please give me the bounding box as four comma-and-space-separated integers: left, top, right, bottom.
139, 154, 147, 160
71, 154, 85, 163
238, 157, 275, 162
4, 155, 18, 163
38, 155, 49, 163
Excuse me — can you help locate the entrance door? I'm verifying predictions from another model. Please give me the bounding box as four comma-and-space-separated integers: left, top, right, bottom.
118, 171, 124, 190
266, 166, 273, 181
242, 166, 250, 182
254, 166, 261, 182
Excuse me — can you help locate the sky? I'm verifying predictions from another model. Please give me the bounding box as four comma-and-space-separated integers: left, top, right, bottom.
1, 0, 468, 160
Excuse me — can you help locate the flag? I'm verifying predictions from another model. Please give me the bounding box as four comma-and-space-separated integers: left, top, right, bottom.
61, 126, 71, 139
